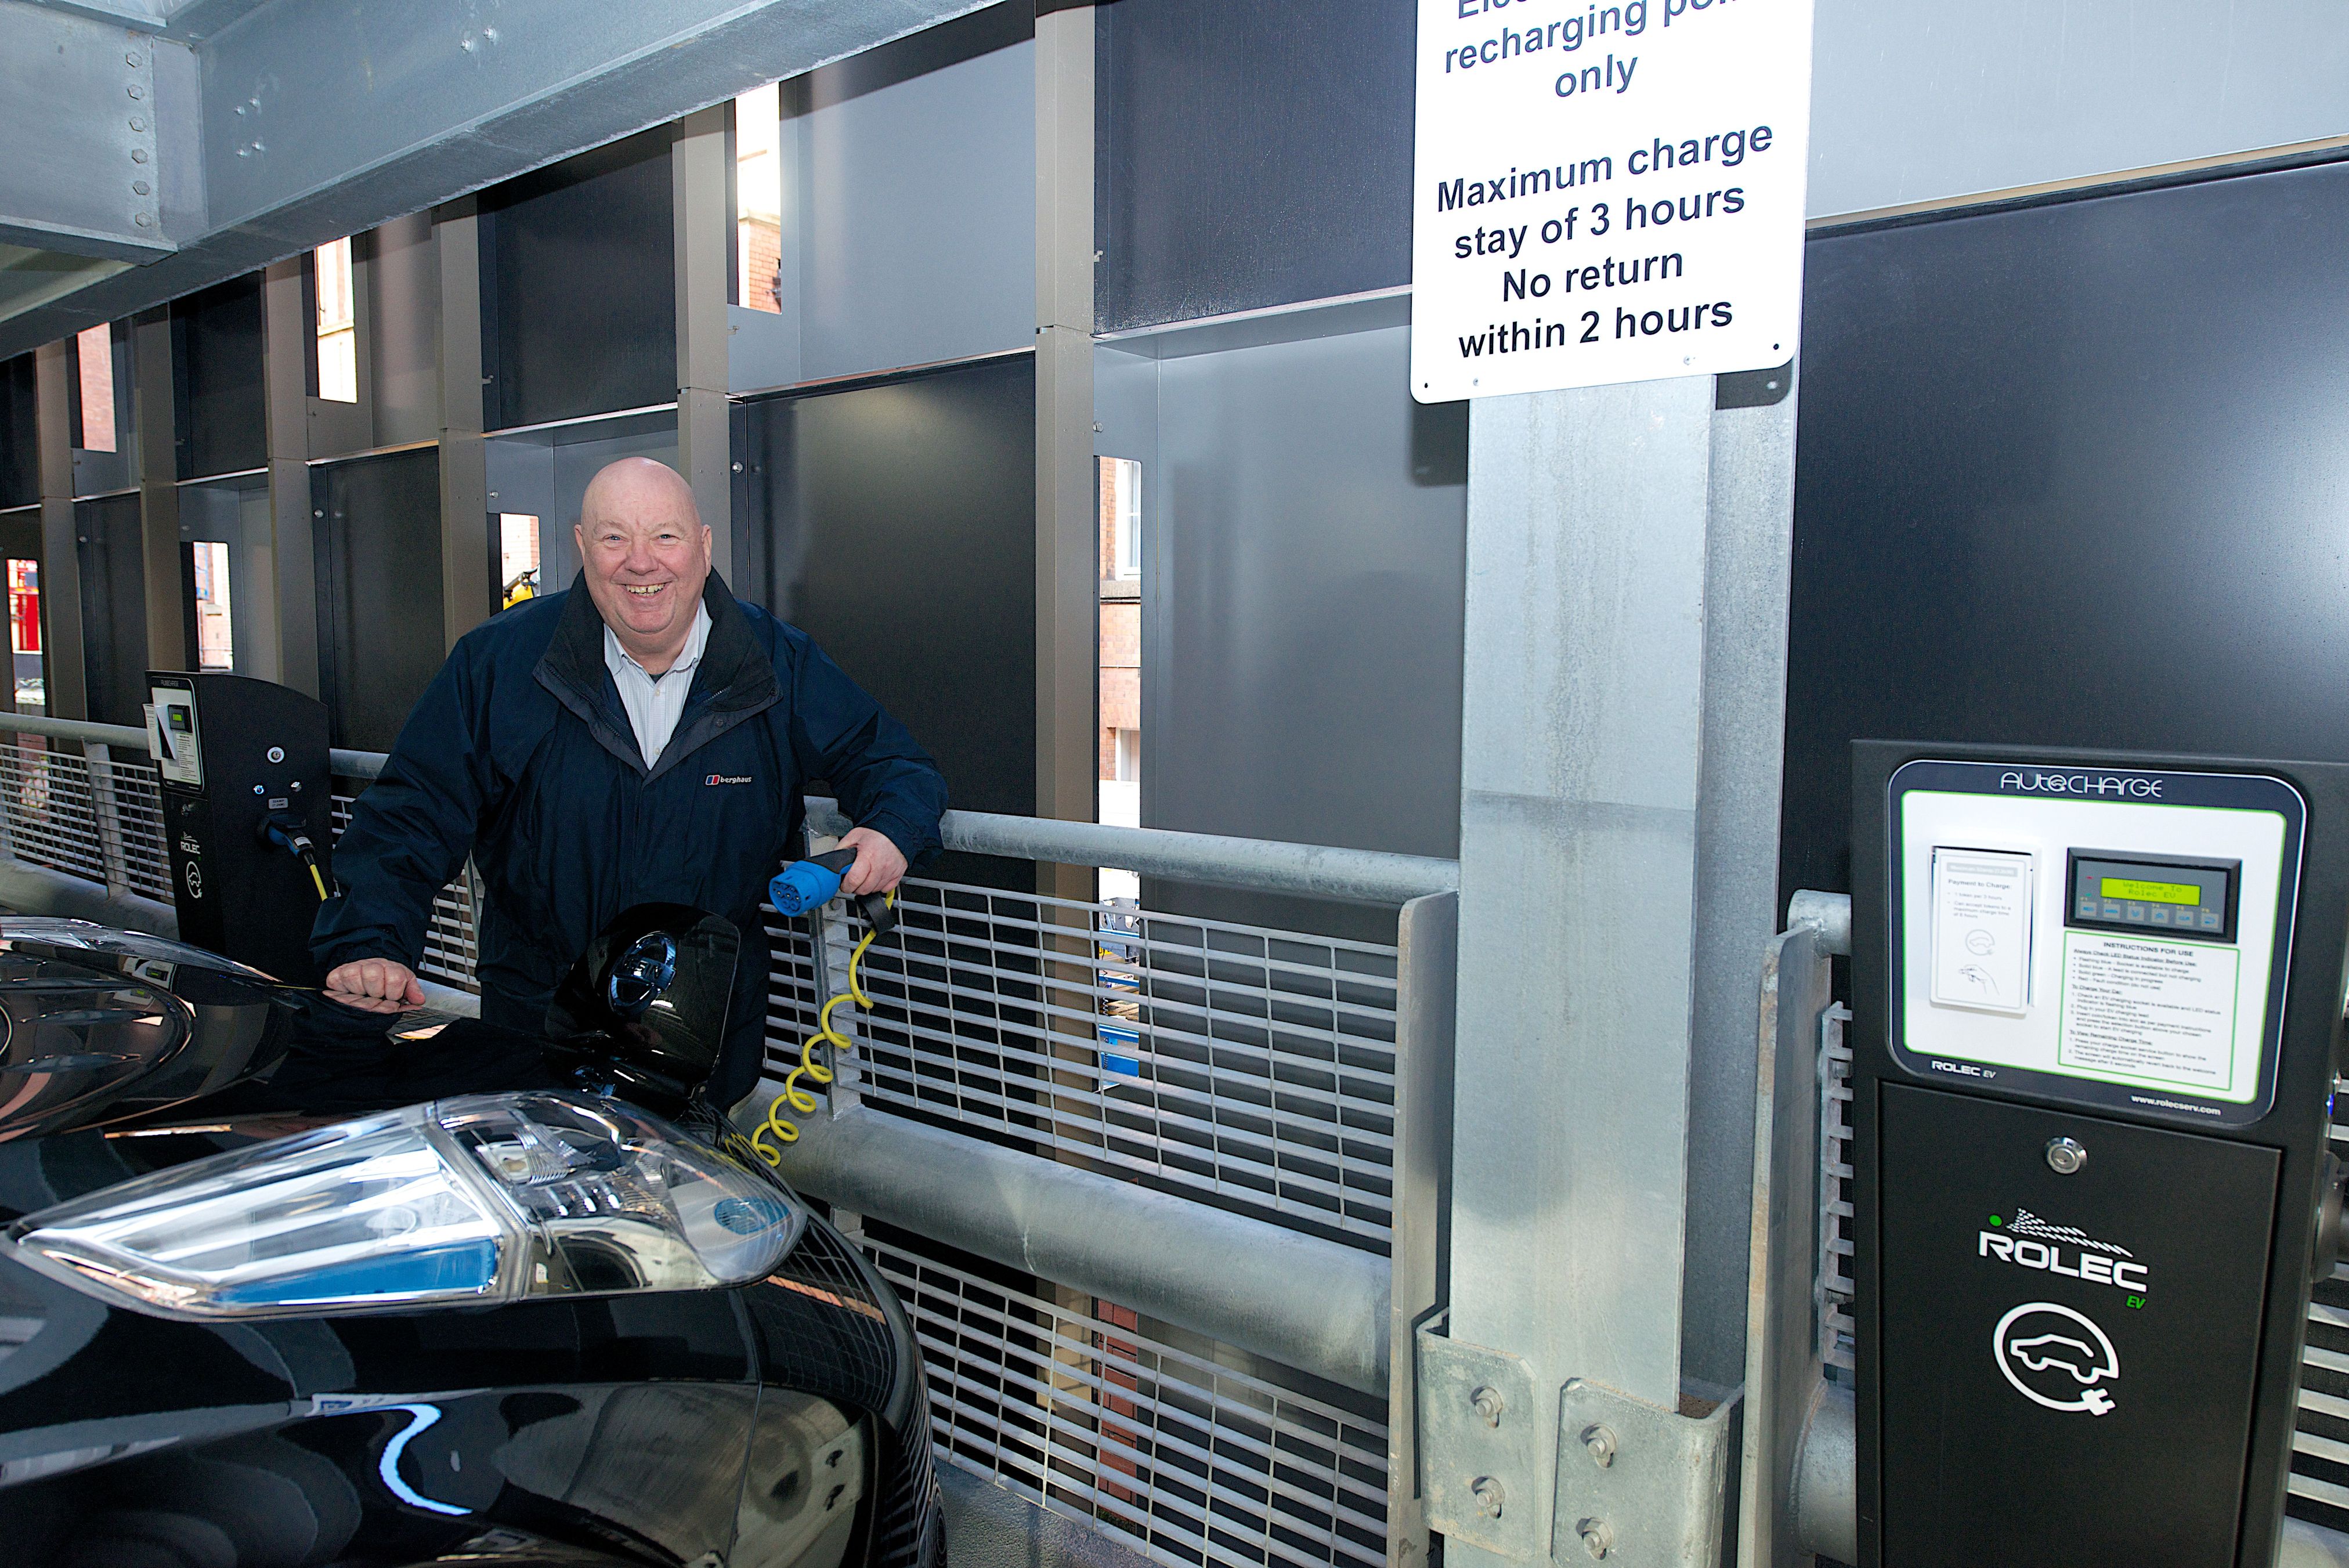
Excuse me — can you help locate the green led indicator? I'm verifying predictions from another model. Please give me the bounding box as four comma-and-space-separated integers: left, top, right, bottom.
1988, 1215, 2003, 1227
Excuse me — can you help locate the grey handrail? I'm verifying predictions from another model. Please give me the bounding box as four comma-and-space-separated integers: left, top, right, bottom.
0, 713, 150, 749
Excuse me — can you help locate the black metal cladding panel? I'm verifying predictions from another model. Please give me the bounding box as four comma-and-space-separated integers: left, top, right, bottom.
0, 353, 37, 508
733, 358, 1036, 823
75, 493, 148, 728
312, 447, 446, 752
481, 131, 677, 431
1875, 1086, 2278, 1568
1096, 0, 1415, 331
171, 274, 266, 480
1780, 158, 2349, 907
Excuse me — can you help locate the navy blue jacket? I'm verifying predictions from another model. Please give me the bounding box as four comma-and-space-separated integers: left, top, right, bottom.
312, 572, 946, 1105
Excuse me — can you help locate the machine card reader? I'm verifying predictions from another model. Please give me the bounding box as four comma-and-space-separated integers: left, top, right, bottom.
1852, 743, 2349, 1568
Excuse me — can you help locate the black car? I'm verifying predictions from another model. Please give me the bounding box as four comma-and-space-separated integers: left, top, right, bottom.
0, 912, 942, 1568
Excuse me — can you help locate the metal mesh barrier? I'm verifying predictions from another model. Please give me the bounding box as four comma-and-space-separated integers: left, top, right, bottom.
865, 1232, 1387, 1568
764, 880, 1400, 1248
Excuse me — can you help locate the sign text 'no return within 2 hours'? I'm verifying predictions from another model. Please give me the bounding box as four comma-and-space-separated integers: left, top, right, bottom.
1410, 0, 1816, 401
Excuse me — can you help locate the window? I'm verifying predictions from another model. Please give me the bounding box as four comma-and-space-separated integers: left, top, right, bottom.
315, 236, 358, 403
74, 326, 115, 453
735, 82, 784, 314
1097, 457, 1143, 901
190, 541, 233, 670
7, 558, 41, 714
500, 513, 541, 608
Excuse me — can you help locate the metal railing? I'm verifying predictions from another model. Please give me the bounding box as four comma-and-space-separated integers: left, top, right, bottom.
0, 714, 1452, 1568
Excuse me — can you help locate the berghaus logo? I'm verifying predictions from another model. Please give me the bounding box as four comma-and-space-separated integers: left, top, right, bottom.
706, 774, 752, 786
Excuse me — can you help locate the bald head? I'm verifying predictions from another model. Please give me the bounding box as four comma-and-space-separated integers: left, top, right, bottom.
575, 457, 712, 675
580, 456, 700, 530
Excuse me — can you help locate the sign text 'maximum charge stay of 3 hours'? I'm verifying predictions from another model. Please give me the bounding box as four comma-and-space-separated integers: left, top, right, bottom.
1409, 0, 1812, 399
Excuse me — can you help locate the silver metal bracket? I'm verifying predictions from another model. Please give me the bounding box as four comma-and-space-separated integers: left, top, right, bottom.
1416, 1316, 1543, 1561
1552, 1379, 1736, 1566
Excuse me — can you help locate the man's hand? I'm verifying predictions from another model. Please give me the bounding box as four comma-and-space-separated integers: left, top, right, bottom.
324, 956, 426, 1014
837, 826, 909, 897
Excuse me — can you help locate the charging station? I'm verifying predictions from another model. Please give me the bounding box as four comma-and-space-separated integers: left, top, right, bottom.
146, 673, 337, 986
1851, 742, 2349, 1567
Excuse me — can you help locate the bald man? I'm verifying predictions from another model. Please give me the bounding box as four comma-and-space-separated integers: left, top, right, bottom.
313, 457, 946, 1107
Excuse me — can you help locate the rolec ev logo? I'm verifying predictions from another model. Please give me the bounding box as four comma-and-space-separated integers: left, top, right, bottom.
1977, 1208, 2148, 1295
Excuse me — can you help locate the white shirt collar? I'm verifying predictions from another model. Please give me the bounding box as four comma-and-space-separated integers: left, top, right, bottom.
603, 598, 711, 685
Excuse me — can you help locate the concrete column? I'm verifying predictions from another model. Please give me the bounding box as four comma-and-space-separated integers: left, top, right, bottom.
32, 340, 86, 720
260, 258, 318, 694
673, 106, 733, 578
133, 307, 185, 672
436, 198, 493, 648
1035, 5, 1097, 836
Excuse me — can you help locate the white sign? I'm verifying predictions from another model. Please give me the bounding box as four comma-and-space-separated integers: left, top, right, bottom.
1410, 0, 1817, 402
2058, 934, 2242, 1094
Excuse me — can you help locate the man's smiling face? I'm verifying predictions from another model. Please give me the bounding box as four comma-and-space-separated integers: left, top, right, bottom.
575, 459, 713, 671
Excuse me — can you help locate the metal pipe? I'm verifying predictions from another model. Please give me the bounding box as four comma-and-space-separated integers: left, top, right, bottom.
769, 1103, 1392, 1396
805, 795, 1459, 905
0, 713, 150, 750
1784, 888, 1851, 956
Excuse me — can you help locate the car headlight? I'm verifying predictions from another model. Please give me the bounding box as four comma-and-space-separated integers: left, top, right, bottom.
3, 1092, 805, 1318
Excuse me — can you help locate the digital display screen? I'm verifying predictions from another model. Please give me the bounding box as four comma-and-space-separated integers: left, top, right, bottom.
2068, 851, 2238, 944
2099, 877, 2200, 906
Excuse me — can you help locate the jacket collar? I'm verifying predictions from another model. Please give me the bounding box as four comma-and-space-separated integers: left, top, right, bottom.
534, 571, 780, 779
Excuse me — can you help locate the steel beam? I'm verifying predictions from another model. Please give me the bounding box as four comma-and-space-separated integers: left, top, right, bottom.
0, 5, 169, 261
0, 0, 997, 357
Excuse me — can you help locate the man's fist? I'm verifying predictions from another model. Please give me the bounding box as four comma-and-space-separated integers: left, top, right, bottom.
324, 956, 425, 1014
837, 826, 909, 897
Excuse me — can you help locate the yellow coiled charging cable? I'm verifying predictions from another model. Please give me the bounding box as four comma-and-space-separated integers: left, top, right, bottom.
750, 890, 895, 1165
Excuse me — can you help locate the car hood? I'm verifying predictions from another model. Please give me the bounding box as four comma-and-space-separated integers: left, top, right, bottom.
0, 920, 297, 1143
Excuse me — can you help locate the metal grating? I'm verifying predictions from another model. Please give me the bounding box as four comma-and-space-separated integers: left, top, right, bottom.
865, 1233, 1387, 1568
765, 880, 1401, 1248
1819, 1002, 1855, 1375
2289, 1113, 2349, 1529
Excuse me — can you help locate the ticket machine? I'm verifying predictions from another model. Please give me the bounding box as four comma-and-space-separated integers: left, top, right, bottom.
1851, 742, 2349, 1567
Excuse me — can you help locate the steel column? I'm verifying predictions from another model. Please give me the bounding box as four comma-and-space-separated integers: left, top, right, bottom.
133, 305, 185, 671
435, 198, 493, 648
1446, 375, 1716, 1559
258, 255, 316, 693
671, 106, 733, 577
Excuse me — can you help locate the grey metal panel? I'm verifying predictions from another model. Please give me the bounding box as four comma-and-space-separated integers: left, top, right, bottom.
481, 132, 676, 431
1095, 0, 1414, 331
1681, 372, 1801, 1394
1780, 159, 2349, 905
1139, 323, 1464, 934
792, 20, 1035, 382
1808, 0, 2349, 221
311, 446, 444, 751
171, 273, 264, 479
73, 491, 147, 725
1445, 377, 1715, 1568
0, 354, 37, 508
736, 357, 1036, 821
0, 0, 998, 358
0, 3, 169, 260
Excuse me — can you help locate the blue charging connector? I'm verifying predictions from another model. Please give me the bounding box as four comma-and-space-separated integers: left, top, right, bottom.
771, 846, 898, 933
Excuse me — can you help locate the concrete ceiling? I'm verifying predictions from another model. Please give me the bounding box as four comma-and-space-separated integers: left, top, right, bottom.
0, 0, 991, 359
